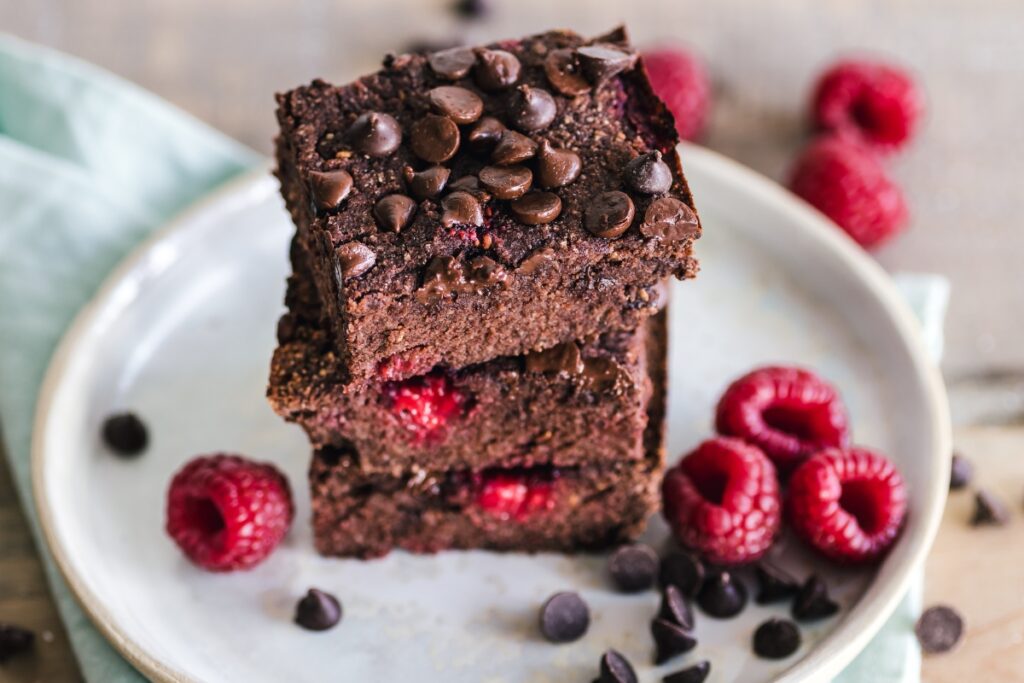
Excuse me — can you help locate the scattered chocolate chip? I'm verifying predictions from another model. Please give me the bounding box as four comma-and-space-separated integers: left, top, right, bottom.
404, 165, 450, 199
697, 570, 748, 618
447, 175, 491, 201
659, 551, 705, 598
452, 0, 488, 19
585, 191, 635, 239
491, 129, 537, 165
792, 575, 839, 622
428, 46, 477, 79
335, 242, 376, 280
658, 584, 695, 630
640, 197, 700, 242
308, 169, 354, 211
576, 43, 638, 84
473, 48, 521, 91
972, 488, 1010, 526
753, 618, 801, 659
101, 412, 148, 456
373, 194, 417, 232
608, 543, 659, 592
538, 591, 590, 643
599, 649, 638, 683
662, 660, 711, 683
624, 151, 674, 194
294, 588, 342, 631
915, 605, 965, 654
410, 114, 460, 163
651, 618, 697, 665
950, 452, 972, 490
401, 38, 463, 56
510, 192, 562, 225
507, 84, 557, 132
347, 112, 402, 157
467, 116, 505, 153
754, 563, 800, 604
0, 624, 33, 664
441, 191, 484, 227
427, 85, 484, 125
544, 48, 591, 96
478, 165, 532, 200
535, 140, 582, 189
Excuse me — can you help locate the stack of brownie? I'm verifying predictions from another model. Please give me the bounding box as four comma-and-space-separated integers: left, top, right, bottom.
268, 27, 701, 558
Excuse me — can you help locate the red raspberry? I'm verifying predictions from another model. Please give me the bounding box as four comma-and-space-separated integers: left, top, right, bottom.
475, 470, 556, 520
811, 59, 922, 154
788, 136, 908, 250
383, 372, 469, 442
643, 47, 711, 141
716, 366, 849, 472
662, 438, 781, 565
787, 447, 907, 564
166, 454, 293, 572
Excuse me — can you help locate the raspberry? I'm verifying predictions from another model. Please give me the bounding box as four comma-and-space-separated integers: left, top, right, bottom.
166, 454, 293, 572
788, 136, 908, 250
787, 447, 907, 564
811, 59, 922, 154
715, 366, 849, 472
662, 438, 781, 565
475, 469, 556, 520
642, 47, 711, 141
383, 372, 469, 442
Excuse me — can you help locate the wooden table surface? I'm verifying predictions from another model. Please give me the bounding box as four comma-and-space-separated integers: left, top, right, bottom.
1, 1, 1022, 681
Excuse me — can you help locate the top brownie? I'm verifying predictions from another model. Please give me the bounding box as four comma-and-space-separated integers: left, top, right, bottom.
275, 27, 700, 390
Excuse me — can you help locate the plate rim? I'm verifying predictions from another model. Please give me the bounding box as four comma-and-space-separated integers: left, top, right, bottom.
31, 144, 951, 683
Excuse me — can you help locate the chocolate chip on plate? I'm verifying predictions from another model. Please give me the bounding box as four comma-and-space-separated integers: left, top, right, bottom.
373, 194, 418, 232
507, 85, 557, 132
697, 569, 747, 618
101, 412, 148, 457
949, 451, 972, 490
308, 169, 354, 211
753, 618, 802, 659
585, 191, 635, 238
792, 575, 839, 622
410, 114, 460, 163
640, 197, 700, 242
404, 165, 451, 199
441, 191, 484, 227
662, 660, 711, 683
491, 129, 537, 165
915, 605, 965, 654
599, 649, 638, 683
535, 140, 582, 189
659, 551, 705, 598
473, 48, 521, 90
335, 242, 376, 280
510, 192, 562, 225
651, 618, 697, 665
608, 543, 659, 592
452, 0, 488, 19
427, 85, 484, 125
478, 165, 532, 199
428, 46, 477, 80
754, 563, 800, 604
972, 488, 1010, 526
294, 588, 343, 631
544, 48, 591, 96
576, 43, 637, 84
538, 591, 590, 643
624, 151, 674, 195
0, 624, 34, 664
347, 111, 402, 157
658, 584, 695, 630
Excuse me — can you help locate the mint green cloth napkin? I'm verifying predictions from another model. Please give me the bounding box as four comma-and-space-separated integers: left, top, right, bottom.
0, 34, 947, 682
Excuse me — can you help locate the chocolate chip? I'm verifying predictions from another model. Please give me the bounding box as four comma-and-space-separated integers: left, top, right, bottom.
294, 588, 342, 631
507, 84, 557, 132
585, 191, 635, 239
792, 575, 839, 621
427, 85, 484, 125
624, 151, 674, 194
347, 112, 402, 157
697, 569, 748, 618
576, 43, 638, 84
754, 563, 800, 604
491, 129, 537, 165
524, 342, 583, 375
452, 0, 488, 19
308, 169, 354, 211
467, 116, 505, 153
510, 192, 562, 225
972, 488, 1009, 526
538, 591, 590, 643
410, 114, 460, 163
373, 194, 417, 232
428, 46, 477, 79
641, 197, 700, 242
473, 48, 521, 91
658, 584, 695, 630
478, 165, 532, 200
651, 618, 697, 665
441, 191, 483, 227
518, 246, 555, 275
659, 551, 705, 598
403, 165, 450, 199
336, 241, 376, 280
753, 618, 801, 659
544, 48, 591, 96
950, 452, 972, 490
599, 649, 637, 683
915, 605, 965, 654
101, 412, 148, 456
608, 543, 659, 592
535, 140, 582, 188
401, 38, 462, 56
447, 175, 491, 201
662, 660, 711, 683
0, 624, 33, 664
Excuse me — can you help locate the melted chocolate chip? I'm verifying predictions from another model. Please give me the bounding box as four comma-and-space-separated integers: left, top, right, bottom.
950, 452, 972, 490
510, 191, 562, 225
336, 242, 376, 280
507, 84, 557, 132
308, 169, 354, 211
416, 253, 506, 303
697, 570, 748, 619
373, 194, 417, 232
641, 197, 700, 242
441, 191, 484, 227
753, 618, 801, 659
478, 165, 532, 200
585, 191, 635, 238
427, 85, 484, 124
467, 116, 505, 153
403, 165, 450, 199
662, 661, 711, 683
659, 552, 705, 598
517, 246, 555, 275
491, 129, 537, 165
410, 114, 460, 163
624, 150, 674, 194
972, 488, 1009, 526
538, 591, 590, 643
524, 343, 584, 376
101, 412, 148, 456
428, 46, 477, 79
651, 618, 697, 665
608, 544, 659, 592
0, 624, 34, 664
658, 584, 695, 630
294, 588, 343, 631
576, 43, 638, 84
473, 48, 521, 90
754, 563, 801, 604
465, 255, 507, 287
792, 575, 839, 622
347, 112, 402, 157
535, 140, 582, 188
544, 48, 591, 96
599, 649, 637, 683
580, 356, 629, 393
447, 175, 492, 201
915, 605, 965, 654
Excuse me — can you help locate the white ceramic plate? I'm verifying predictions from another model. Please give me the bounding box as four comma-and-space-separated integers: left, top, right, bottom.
33, 145, 950, 683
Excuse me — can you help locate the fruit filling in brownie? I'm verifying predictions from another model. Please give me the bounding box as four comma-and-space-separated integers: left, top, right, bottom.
274, 26, 700, 390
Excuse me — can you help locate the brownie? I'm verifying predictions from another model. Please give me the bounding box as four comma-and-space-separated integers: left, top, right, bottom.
274, 26, 700, 390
